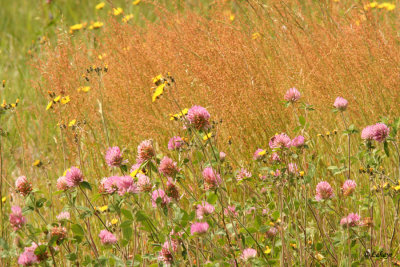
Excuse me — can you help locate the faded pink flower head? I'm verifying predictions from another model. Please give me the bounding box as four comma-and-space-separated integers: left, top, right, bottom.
284, 87, 301, 103
9, 206, 26, 231
15, 176, 32, 197
342, 180, 356, 197
56, 211, 70, 221
241, 248, 257, 261
266, 227, 278, 238
190, 222, 209, 235
65, 167, 83, 188
269, 133, 291, 149
288, 163, 298, 174
137, 173, 152, 192
168, 136, 184, 151
315, 181, 334, 201
196, 201, 215, 219
236, 168, 252, 181
158, 242, 174, 264
253, 148, 266, 160
291, 135, 305, 147
130, 163, 141, 174
361, 125, 375, 140
117, 176, 138, 196
151, 189, 171, 208
202, 167, 222, 190
372, 123, 389, 142
137, 140, 155, 163
166, 178, 180, 201
334, 97, 348, 111
99, 229, 117, 245
224, 205, 238, 217
271, 152, 280, 162
187, 105, 211, 131
159, 156, 180, 177
56, 176, 68, 191
340, 213, 360, 227
105, 146, 125, 167
219, 151, 226, 162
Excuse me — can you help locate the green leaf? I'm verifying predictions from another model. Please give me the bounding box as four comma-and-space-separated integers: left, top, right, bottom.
71, 224, 85, 236
206, 192, 218, 205
299, 116, 306, 126
80, 181, 92, 191
66, 253, 77, 261
135, 210, 148, 222
121, 209, 134, 220
34, 245, 47, 256
384, 141, 390, 157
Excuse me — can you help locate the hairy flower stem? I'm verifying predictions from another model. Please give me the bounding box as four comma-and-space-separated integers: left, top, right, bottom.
340, 111, 351, 180
97, 73, 110, 147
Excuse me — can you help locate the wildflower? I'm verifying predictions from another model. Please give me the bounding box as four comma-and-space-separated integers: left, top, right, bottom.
9, 206, 26, 230
269, 133, 291, 149
187, 105, 211, 131
340, 213, 360, 227
372, 123, 389, 142
342, 180, 356, 196
51, 226, 68, 243
284, 87, 301, 103
241, 248, 257, 261
253, 148, 266, 160
68, 119, 76, 127
266, 227, 278, 238
315, 181, 334, 201
137, 140, 155, 163
315, 253, 324, 261
137, 173, 152, 192
264, 246, 271, 254
151, 189, 171, 208
101, 176, 120, 194
122, 14, 134, 23
190, 222, 209, 235
224, 205, 239, 217
219, 151, 226, 162
361, 125, 375, 140
252, 32, 261, 40
96, 205, 109, 213
117, 176, 138, 196
65, 167, 84, 188
18, 246, 39, 266
333, 97, 348, 111
168, 136, 184, 150
288, 163, 299, 174
159, 157, 180, 177
291, 135, 305, 148
46, 101, 53, 111
56, 176, 68, 191
169, 108, 188, 120
112, 7, 123, 16
196, 202, 215, 219
89, 21, 104, 30
15, 176, 32, 196
158, 242, 174, 265
166, 178, 180, 200
95, 2, 105, 10
133, 0, 141, 5
202, 167, 222, 190
77, 86, 90, 92
60, 96, 70, 104
99, 230, 117, 245
56, 211, 70, 221
105, 146, 125, 167
69, 23, 84, 34
203, 132, 213, 141
270, 152, 280, 162
236, 168, 252, 181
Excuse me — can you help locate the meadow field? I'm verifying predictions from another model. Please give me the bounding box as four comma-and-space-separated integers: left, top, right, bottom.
1, 0, 400, 266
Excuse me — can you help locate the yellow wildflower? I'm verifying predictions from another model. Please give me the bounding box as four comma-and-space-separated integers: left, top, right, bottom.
46, 101, 53, 111
252, 32, 261, 40
96, 205, 109, 212
61, 96, 70, 105
299, 171, 305, 177
132, 0, 141, 5
264, 246, 271, 254
98, 53, 107, 60
69, 23, 84, 34
257, 149, 267, 156
1, 196, 6, 203
77, 86, 90, 92
290, 243, 297, 249
152, 83, 166, 102
229, 13, 235, 21
203, 132, 213, 141
113, 7, 123, 16
32, 160, 42, 167
111, 218, 119, 225
152, 74, 164, 84
95, 2, 105, 10
122, 14, 134, 23
69, 119, 77, 127
89, 21, 104, 30
2, 80, 5, 87
54, 95, 61, 102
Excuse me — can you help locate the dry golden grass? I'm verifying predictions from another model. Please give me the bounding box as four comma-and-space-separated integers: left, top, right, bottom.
35, 0, 400, 159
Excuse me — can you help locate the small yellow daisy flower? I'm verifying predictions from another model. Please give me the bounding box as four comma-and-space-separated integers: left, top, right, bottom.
95, 2, 105, 10
69, 119, 77, 127
1, 196, 6, 203
46, 101, 53, 111
264, 246, 271, 254
89, 21, 104, 30
61, 96, 70, 105
112, 7, 123, 16
54, 95, 61, 102
77, 86, 90, 92
132, 0, 141, 5
203, 132, 213, 141
252, 32, 261, 40
122, 14, 134, 23
32, 160, 42, 167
